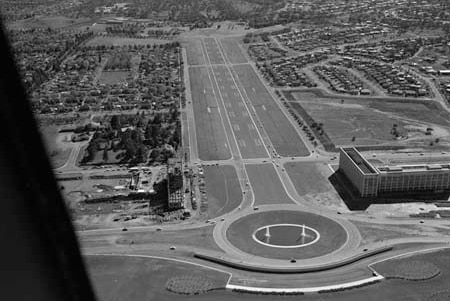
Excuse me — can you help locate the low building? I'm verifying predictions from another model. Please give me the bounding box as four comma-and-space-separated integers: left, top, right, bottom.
339, 147, 450, 197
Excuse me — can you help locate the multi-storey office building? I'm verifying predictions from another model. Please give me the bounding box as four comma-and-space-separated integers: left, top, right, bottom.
339, 147, 450, 197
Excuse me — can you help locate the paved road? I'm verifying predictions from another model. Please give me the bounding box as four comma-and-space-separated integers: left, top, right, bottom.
79, 33, 450, 290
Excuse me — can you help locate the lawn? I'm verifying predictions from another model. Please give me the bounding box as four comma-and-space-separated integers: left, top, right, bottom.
189, 66, 231, 160
232, 64, 310, 157
245, 164, 294, 205
86, 255, 229, 301
291, 90, 450, 147
86, 249, 450, 301
86, 36, 169, 47
204, 165, 242, 218
81, 149, 125, 165
219, 38, 247, 64
40, 125, 73, 169
226, 210, 347, 260
204, 38, 225, 64
184, 39, 205, 66
98, 71, 130, 85
211, 65, 268, 159
284, 162, 333, 196
9, 16, 90, 29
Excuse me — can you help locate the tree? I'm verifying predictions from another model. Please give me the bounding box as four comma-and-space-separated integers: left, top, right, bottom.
103, 148, 109, 162
110, 115, 122, 130
145, 123, 160, 146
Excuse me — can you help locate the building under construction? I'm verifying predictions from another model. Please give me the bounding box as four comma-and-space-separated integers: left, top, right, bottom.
167, 158, 184, 209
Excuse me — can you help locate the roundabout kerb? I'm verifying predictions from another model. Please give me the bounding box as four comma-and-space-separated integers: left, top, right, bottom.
212, 204, 362, 269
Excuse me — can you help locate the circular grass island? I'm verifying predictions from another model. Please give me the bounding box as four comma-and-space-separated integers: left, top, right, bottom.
226, 210, 347, 260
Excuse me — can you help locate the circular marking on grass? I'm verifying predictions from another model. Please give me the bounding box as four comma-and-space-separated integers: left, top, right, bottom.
226, 210, 347, 260
252, 223, 320, 248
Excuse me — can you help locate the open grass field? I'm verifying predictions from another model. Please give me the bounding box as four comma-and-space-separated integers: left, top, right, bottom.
219, 38, 247, 64
86, 250, 450, 301
86, 255, 229, 301
226, 210, 347, 260
40, 125, 73, 169
203, 38, 225, 65
86, 36, 169, 47
211, 65, 268, 159
184, 39, 205, 66
9, 16, 91, 29
98, 71, 130, 85
232, 65, 310, 157
291, 90, 450, 147
245, 164, 294, 205
189, 66, 231, 161
284, 162, 333, 196
203, 165, 242, 218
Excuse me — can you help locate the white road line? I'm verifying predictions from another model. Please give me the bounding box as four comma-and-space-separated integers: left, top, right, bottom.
213, 37, 269, 159
203, 45, 244, 160
203, 38, 256, 209
199, 41, 234, 160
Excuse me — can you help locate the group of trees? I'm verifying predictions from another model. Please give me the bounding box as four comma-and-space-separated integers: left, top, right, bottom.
82, 112, 181, 165
104, 51, 132, 71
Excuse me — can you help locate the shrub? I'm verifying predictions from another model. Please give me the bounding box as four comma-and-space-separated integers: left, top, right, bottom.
166, 275, 214, 295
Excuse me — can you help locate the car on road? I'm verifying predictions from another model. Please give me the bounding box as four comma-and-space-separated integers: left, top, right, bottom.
253, 206, 259, 211
169, 246, 176, 250
122, 228, 128, 232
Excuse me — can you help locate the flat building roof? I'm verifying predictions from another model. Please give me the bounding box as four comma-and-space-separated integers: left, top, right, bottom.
342, 147, 377, 174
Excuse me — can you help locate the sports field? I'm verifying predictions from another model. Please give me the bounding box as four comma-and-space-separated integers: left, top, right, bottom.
219, 38, 247, 64
86, 255, 229, 301
232, 65, 310, 157
86, 36, 169, 47
189, 66, 231, 161
226, 210, 347, 260
245, 164, 294, 205
184, 39, 205, 66
292, 91, 450, 147
204, 165, 242, 218
211, 65, 268, 159
203, 38, 225, 64
284, 162, 333, 196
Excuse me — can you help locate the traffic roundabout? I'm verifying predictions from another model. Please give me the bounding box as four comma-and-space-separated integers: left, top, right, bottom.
225, 208, 348, 260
